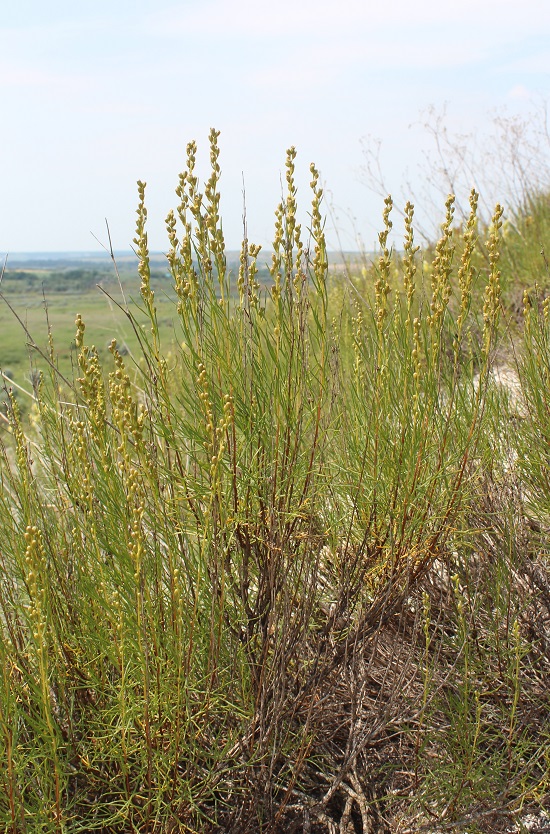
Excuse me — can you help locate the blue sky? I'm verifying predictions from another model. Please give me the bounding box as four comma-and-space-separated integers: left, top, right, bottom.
1, 0, 549, 254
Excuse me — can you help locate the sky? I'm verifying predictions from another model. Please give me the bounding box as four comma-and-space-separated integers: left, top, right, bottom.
1, 0, 549, 255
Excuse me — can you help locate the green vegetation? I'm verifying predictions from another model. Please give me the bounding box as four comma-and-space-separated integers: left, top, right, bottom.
0, 260, 178, 390
0, 253, 273, 411
0, 130, 548, 832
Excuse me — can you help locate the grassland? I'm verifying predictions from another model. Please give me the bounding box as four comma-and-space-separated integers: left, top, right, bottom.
0, 255, 196, 390
0, 133, 549, 833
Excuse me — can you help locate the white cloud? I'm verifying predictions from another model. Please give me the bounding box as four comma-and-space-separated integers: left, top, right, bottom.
0, 62, 93, 92
499, 51, 550, 74
239, 28, 501, 99
143, 0, 550, 40
508, 83, 536, 100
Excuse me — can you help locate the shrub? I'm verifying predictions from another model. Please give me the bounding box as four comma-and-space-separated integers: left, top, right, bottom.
0, 131, 547, 833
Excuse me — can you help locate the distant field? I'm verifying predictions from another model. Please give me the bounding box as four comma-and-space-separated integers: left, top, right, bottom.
0, 250, 359, 402
0, 251, 236, 398
0, 256, 179, 404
